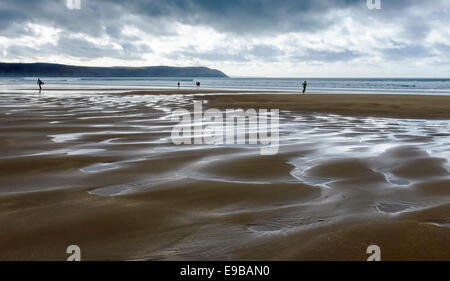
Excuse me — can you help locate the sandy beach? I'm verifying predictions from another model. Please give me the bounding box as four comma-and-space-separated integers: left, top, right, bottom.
0, 89, 449, 260
124, 90, 450, 119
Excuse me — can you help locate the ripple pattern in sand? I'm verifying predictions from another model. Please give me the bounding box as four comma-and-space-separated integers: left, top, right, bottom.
0, 91, 449, 260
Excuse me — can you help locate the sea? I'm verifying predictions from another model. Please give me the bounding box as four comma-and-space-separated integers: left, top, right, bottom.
1, 77, 450, 95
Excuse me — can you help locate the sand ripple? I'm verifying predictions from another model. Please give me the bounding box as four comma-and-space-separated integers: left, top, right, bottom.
0, 91, 449, 260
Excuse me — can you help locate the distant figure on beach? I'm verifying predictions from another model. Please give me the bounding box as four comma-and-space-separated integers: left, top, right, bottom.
177, 82, 180, 89
196, 81, 200, 88
37, 78, 44, 92
302, 81, 307, 94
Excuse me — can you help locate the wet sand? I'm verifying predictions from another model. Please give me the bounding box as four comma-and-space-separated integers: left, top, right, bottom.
124, 90, 450, 119
0, 89, 449, 260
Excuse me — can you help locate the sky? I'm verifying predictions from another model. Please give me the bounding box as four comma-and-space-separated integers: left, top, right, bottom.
0, 0, 449, 77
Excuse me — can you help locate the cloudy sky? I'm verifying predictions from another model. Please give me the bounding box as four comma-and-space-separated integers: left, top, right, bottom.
1, 0, 449, 77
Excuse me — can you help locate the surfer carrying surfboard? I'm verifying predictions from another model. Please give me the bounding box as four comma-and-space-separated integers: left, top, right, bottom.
37, 78, 44, 91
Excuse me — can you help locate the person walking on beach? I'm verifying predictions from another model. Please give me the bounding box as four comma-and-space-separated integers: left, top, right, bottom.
177, 81, 180, 89
37, 78, 44, 92
196, 81, 200, 88
302, 81, 307, 94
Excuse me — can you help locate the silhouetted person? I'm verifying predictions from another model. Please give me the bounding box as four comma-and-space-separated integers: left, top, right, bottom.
302, 81, 307, 94
37, 78, 44, 92
177, 82, 180, 89
196, 81, 200, 88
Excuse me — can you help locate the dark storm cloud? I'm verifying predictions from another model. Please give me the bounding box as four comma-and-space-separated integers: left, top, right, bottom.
170, 44, 284, 62
0, 0, 445, 37
436, 43, 450, 54
381, 45, 431, 60
350, 0, 446, 41
0, 0, 363, 37
56, 35, 143, 59
170, 47, 249, 62
250, 45, 284, 58
5, 44, 39, 58
0, 9, 27, 31
292, 49, 362, 63
110, 0, 363, 35
5, 36, 146, 61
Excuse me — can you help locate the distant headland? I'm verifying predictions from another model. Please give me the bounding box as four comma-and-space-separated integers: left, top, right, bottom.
0, 62, 228, 78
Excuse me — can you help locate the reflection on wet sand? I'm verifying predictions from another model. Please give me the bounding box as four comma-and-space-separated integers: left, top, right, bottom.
0, 90, 449, 260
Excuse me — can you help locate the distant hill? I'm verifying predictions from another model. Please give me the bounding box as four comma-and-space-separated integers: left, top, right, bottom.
0, 63, 228, 78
